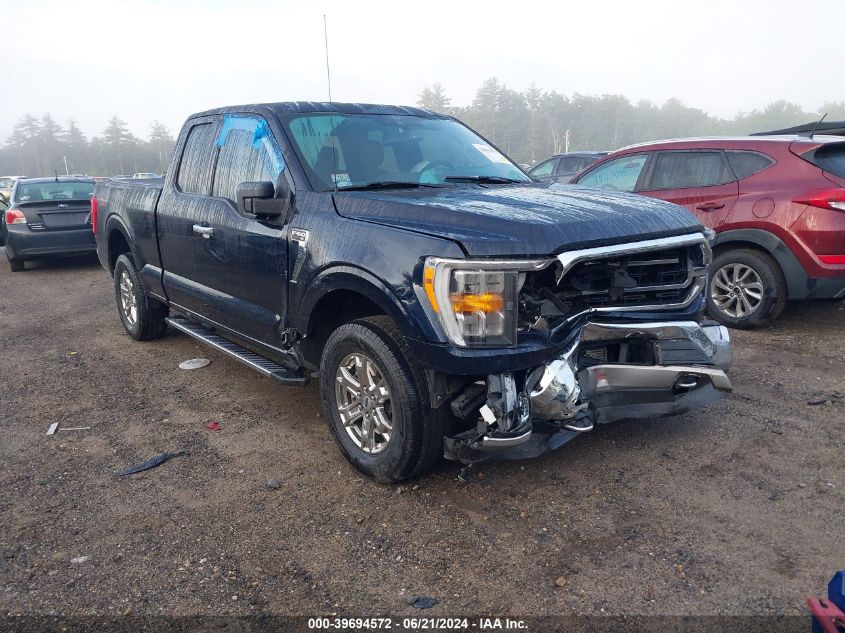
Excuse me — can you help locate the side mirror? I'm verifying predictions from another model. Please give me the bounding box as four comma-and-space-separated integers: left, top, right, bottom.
236, 180, 292, 221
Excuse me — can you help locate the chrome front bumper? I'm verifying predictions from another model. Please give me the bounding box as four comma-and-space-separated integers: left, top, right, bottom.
529, 320, 732, 425
444, 320, 732, 462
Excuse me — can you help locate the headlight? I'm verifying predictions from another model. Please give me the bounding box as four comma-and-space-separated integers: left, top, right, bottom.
423, 257, 550, 348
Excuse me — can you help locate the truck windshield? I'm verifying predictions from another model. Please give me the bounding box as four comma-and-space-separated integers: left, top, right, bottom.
281, 113, 530, 191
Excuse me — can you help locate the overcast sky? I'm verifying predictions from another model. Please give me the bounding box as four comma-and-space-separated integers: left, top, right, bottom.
3, 0, 842, 141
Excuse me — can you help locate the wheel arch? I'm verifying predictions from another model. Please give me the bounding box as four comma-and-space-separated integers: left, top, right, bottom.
104, 215, 136, 273
712, 229, 807, 299
297, 266, 422, 367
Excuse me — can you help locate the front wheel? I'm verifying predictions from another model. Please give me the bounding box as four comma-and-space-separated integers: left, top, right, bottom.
113, 254, 168, 340
320, 316, 445, 483
706, 249, 786, 329
8, 257, 24, 272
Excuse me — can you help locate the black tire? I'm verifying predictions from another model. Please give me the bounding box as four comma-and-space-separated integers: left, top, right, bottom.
8, 257, 24, 272
706, 248, 786, 329
320, 315, 446, 483
113, 254, 168, 340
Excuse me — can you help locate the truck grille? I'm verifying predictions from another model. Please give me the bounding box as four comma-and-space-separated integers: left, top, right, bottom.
519, 234, 710, 329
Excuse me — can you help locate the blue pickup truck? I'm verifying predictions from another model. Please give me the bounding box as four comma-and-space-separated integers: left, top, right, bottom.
93, 102, 732, 482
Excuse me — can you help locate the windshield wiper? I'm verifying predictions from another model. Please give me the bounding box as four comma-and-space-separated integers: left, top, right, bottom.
337, 181, 444, 192
443, 175, 526, 184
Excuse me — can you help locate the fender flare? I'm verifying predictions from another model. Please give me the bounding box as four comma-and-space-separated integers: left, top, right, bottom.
713, 228, 808, 299
297, 265, 423, 340
103, 214, 137, 270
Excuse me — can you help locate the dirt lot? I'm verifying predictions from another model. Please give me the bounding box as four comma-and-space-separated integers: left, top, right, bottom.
0, 254, 843, 623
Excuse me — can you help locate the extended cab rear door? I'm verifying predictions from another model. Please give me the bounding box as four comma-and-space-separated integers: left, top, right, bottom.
156, 116, 219, 317
637, 150, 738, 230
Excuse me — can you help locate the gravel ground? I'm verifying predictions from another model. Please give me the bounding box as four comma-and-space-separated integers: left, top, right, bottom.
0, 253, 843, 624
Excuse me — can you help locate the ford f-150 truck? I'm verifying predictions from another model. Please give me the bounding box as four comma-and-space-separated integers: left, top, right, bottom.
94, 102, 733, 482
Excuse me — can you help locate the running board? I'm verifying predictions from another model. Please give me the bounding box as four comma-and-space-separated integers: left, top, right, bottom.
166, 317, 309, 386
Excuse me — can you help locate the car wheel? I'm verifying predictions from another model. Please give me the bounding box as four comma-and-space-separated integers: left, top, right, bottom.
706, 249, 786, 329
113, 254, 168, 340
320, 315, 446, 483
8, 257, 24, 272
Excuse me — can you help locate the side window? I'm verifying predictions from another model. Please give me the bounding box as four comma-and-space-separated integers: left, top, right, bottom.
577, 154, 648, 192
530, 159, 555, 178
212, 116, 285, 205
726, 151, 774, 180
648, 151, 734, 190
177, 123, 215, 194
555, 157, 580, 174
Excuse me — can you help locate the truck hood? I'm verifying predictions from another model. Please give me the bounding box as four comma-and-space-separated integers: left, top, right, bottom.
332, 183, 703, 257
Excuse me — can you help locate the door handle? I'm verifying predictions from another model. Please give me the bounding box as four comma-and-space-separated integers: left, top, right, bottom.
695, 201, 725, 211
192, 224, 214, 239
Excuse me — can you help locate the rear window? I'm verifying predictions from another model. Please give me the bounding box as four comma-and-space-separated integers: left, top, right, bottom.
177, 122, 215, 195
15, 181, 93, 202
726, 151, 774, 179
806, 143, 845, 178
648, 151, 734, 190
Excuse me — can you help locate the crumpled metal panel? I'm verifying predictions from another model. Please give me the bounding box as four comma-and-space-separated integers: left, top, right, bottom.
332, 183, 703, 257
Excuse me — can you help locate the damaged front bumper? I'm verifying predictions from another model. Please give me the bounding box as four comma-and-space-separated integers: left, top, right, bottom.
444, 320, 732, 463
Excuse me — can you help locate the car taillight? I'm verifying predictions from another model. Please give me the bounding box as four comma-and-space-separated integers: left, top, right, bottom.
90, 196, 98, 234
793, 188, 845, 212
5, 209, 26, 225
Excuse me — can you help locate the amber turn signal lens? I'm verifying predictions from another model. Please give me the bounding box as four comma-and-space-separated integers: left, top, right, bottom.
423, 266, 439, 312
449, 292, 504, 314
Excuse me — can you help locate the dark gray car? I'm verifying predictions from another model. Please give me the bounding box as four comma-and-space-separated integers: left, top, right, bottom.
529, 152, 607, 183
1, 177, 96, 272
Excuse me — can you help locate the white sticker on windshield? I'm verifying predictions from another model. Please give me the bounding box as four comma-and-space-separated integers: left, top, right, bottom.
332, 173, 351, 185
473, 143, 510, 164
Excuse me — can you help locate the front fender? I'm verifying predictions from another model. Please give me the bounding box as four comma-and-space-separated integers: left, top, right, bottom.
296, 264, 435, 341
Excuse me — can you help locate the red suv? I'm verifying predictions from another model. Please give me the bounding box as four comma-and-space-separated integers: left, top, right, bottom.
570, 136, 845, 328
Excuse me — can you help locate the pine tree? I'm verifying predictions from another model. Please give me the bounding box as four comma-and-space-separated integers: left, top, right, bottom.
148, 121, 175, 174
101, 116, 139, 175
417, 83, 451, 113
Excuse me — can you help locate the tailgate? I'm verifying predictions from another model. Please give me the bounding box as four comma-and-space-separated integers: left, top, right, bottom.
18, 200, 92, 230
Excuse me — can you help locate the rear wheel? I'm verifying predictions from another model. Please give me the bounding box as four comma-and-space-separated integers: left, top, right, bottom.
320, 316, 446, 483
706, 248, 786, 328
113, 254, 168, 340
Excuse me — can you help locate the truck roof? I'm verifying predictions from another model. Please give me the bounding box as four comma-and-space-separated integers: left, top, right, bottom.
191, 102, 449, 120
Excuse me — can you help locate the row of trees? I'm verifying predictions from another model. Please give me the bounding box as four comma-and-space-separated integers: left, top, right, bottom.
3, 79, 843, 176
419, 80, 845, 165
0, 115, 175, 177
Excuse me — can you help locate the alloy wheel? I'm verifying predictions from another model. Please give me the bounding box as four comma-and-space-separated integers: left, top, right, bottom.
710, 263, 764, 319
119, 269, 138, 326
334, 352, 393, 454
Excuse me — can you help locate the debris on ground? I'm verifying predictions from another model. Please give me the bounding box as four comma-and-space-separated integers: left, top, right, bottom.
47, 422, 91, 434
178, 358, 210, 370
266, 478, 281, 490
408, 596, 438, 609
117, 451, 187, 477
70, 556, 90, 564
807, 393, 842, 405
555, 576, 568, 588
457, 464, 474, 483
206, 421, 220, 431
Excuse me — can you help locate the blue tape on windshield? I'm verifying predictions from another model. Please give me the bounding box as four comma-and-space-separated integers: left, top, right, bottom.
217, 116, 258, 146
216, 115, 286, 174
253, 120, 269, 148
